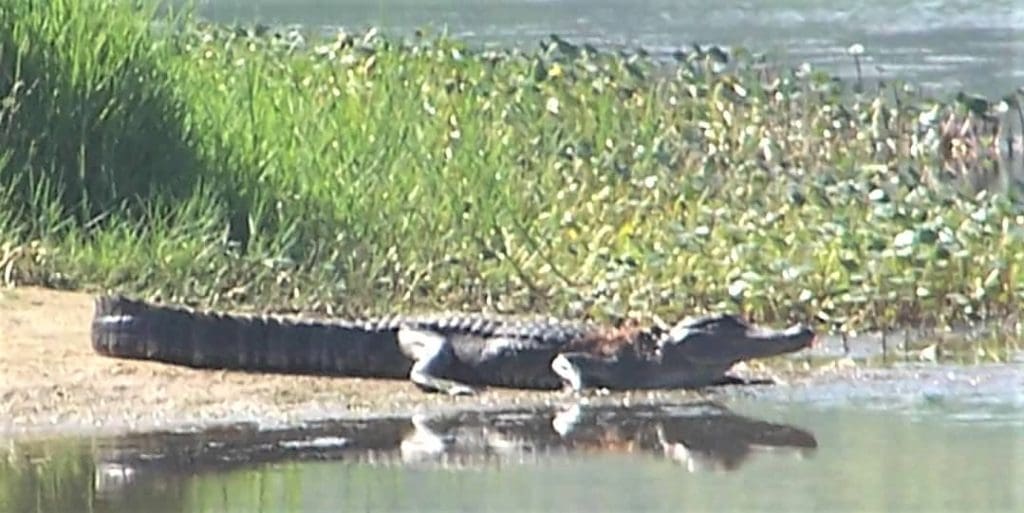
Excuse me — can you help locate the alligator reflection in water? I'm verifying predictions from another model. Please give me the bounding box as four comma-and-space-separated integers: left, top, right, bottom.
93, 402, 817, 496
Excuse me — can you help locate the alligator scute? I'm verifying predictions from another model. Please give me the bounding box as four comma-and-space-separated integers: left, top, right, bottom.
90, 295, 816, 394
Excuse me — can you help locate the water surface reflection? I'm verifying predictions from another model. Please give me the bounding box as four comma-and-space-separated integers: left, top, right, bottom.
95, 401, 817, 487
5, 397, 1022, 512
3, 402, 817, 512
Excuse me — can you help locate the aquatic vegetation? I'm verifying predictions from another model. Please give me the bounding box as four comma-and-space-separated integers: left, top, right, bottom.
1, 0, 1023, 348
0, 441, 97, 512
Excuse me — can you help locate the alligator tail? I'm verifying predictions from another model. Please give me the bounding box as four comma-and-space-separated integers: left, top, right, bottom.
90, 295, 412, 378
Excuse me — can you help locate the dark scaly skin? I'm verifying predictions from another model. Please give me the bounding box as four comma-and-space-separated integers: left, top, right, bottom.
92, 295, 413, 379
91, 295, 612, 389
90, 295, 816, 392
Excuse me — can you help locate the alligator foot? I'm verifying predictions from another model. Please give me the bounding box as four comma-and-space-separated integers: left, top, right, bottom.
551, 353, 584, 391
398, 327, 480, 396
551, 352, 617, 392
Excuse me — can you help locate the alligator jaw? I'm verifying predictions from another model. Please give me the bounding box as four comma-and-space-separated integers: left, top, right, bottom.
661, 314, 816, 366
740, 324, 817, 360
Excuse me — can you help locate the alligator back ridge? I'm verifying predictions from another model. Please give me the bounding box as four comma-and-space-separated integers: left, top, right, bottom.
90, 295, 602, 379
90, 295, 412, 378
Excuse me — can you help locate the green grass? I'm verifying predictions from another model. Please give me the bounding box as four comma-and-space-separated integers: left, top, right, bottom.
2, 0, 1023, 342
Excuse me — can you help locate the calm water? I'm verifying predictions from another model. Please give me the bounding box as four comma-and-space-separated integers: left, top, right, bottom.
3, 368, 1023, 513
189, 0, 1024, 96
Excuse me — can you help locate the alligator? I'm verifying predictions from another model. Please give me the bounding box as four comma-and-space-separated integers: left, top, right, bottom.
91, 295, 816, 394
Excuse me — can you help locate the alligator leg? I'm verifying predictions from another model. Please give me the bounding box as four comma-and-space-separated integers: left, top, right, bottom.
397, 327, 479, 396
550, 352, 618, 392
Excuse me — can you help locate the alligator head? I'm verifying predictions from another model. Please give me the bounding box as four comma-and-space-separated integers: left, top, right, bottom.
551, 313, 815, 392
658, 313, 816, 365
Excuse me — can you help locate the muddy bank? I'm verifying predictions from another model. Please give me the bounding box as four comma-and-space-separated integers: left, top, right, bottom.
2, 286, 1019, 441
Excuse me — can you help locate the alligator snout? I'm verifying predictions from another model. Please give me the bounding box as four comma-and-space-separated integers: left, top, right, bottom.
745, 322, 817, 358
659, 314, 817, 364
777, 324, 817, 347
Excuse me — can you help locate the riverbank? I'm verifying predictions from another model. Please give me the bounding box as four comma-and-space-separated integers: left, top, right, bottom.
5, 285, 1021, 441
2, 286, 721, 439
0, 287, 699, 439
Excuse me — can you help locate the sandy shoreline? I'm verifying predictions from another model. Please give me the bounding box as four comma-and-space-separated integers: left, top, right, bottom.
1, 287, 715, 440
4, 286, 1021, 444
